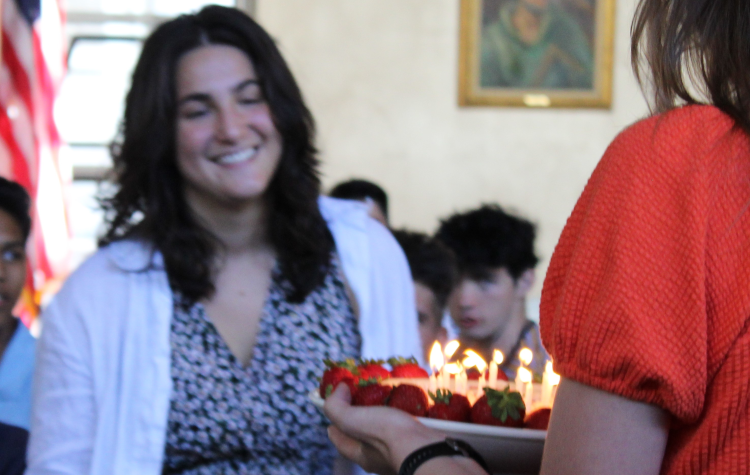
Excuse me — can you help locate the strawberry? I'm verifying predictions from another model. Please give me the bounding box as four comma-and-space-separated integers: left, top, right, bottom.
466, 368, 485, 380
427, 389, 471, 422
388, 356, 429, 378
466, 367, 508, 381
524, 407, 551, 430
352, 379, 392, 406
319, 359, 359, 399
470, 387, 526, 428
357, 359, 391, 381
386, 384, 428, 416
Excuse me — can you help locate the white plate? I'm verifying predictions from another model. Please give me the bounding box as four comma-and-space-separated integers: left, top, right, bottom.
310, 390, 545, 475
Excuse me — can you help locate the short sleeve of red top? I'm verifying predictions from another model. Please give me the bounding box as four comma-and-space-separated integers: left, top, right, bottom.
540, 105, 750, 473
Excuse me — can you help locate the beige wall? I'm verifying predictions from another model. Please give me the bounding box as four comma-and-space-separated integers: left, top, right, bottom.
255, 0, 649, 298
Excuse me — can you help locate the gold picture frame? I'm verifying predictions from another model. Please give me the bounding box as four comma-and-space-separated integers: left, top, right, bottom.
458, 0, 616, 108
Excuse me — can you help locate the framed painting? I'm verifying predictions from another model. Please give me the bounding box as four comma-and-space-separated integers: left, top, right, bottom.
458, 0, 616, 108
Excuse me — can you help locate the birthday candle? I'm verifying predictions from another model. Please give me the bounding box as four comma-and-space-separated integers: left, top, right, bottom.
429, 341, 444, 390
463, 350, 487, 400
456, 365, 467, 395
515, 348, 534, 406
541, 360, 561, 407
488, 349, 503, 390
517, 367, 533, 409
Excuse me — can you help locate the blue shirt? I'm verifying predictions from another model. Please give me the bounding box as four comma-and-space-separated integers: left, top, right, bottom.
0, 322, 35, 430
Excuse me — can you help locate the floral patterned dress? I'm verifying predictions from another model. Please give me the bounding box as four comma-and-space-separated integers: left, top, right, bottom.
162, 259, 361, 474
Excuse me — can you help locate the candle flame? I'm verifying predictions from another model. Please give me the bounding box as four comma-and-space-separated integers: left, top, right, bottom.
444, 340, 460, 358
518, 366, 532, 383
545, 360, 560, 384
445, 363, 461, 374
493, 349, 504, 365
462, 350, 488, 373
429, 341, 444, 370
519, 348, 533, 366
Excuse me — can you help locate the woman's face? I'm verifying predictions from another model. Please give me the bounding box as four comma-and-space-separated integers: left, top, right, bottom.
174, 44, 282, 211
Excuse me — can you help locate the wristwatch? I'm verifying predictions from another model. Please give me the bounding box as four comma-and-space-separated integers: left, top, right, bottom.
398, 437, 490, 475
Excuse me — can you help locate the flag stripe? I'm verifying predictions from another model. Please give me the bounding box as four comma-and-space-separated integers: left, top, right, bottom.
1, 0, 69, 319
33, 32, 60, 146
0, 109, 33, 190
1, 31, 34, 119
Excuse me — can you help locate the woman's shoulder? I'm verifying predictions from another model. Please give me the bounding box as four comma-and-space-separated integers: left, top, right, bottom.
596, 105, 746, 185
616, 105, 741, 154
54, 239, 161, 300
76, 239, 157, 272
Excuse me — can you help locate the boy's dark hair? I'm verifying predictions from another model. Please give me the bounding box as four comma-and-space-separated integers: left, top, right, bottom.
329, 179, 388, 220
435, 204, 538, 281
392, 229, 457, 311
0, 177, 31, 241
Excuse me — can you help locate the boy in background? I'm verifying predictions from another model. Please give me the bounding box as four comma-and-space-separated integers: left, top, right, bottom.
436, 204, 549, 378
0, 177, 34, 475
392, 230, 455, 364
329, 179, 389, 227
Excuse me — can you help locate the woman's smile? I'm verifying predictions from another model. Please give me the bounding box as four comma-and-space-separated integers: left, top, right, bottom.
212, 147, 259, 165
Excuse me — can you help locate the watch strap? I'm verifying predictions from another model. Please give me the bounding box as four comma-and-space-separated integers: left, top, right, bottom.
398, 437, 490, 475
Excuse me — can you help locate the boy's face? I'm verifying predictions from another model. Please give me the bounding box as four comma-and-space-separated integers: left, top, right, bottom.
364, 199, 388, 227
415, 282, 447, 363
0, 209, 26, 321
448, 267, 526, 342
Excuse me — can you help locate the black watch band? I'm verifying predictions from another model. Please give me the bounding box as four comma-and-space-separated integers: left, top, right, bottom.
398, 437, 490, 475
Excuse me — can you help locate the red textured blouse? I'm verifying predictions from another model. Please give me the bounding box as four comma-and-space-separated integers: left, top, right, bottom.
540, 105, 750, 474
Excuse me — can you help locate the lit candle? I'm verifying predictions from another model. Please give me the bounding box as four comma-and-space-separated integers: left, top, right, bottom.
445, 363, 461, 392
440, 340, 460, 392
463, 350, 487, 400
519, 348, 533, 368
515, 348, 534, 405
517, 367, 533, 409
455, 364, 467, 395
477, 371, 485, 398
441, 366, 450, 390
488, 349, 503, 390
444, 340, 460, 360
429, 341, 444, 391
541, 360, 561, 407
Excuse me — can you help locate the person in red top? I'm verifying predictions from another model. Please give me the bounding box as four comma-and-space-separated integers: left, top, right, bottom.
322, 0, 750, 474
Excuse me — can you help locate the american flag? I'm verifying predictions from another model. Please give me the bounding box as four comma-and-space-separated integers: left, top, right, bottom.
0, 0, 69, 322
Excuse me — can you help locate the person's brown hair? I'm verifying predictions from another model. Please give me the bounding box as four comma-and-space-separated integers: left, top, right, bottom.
101, 6, 333, 305
631, 0, 750, 133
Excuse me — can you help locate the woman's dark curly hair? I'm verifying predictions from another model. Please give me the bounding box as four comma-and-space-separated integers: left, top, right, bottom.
100, 5, 333, 305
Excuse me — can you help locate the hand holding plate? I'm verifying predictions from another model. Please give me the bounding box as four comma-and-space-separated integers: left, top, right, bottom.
323, 384, 445, 474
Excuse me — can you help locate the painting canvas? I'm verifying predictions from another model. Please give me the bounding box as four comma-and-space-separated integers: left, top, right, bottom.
458, 0, 616, 108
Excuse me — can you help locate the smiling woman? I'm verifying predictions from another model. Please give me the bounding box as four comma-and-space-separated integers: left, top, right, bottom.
27, 6, 421, 475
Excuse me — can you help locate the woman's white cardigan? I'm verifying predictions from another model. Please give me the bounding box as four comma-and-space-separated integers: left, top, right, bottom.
27, 197, 421, 475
